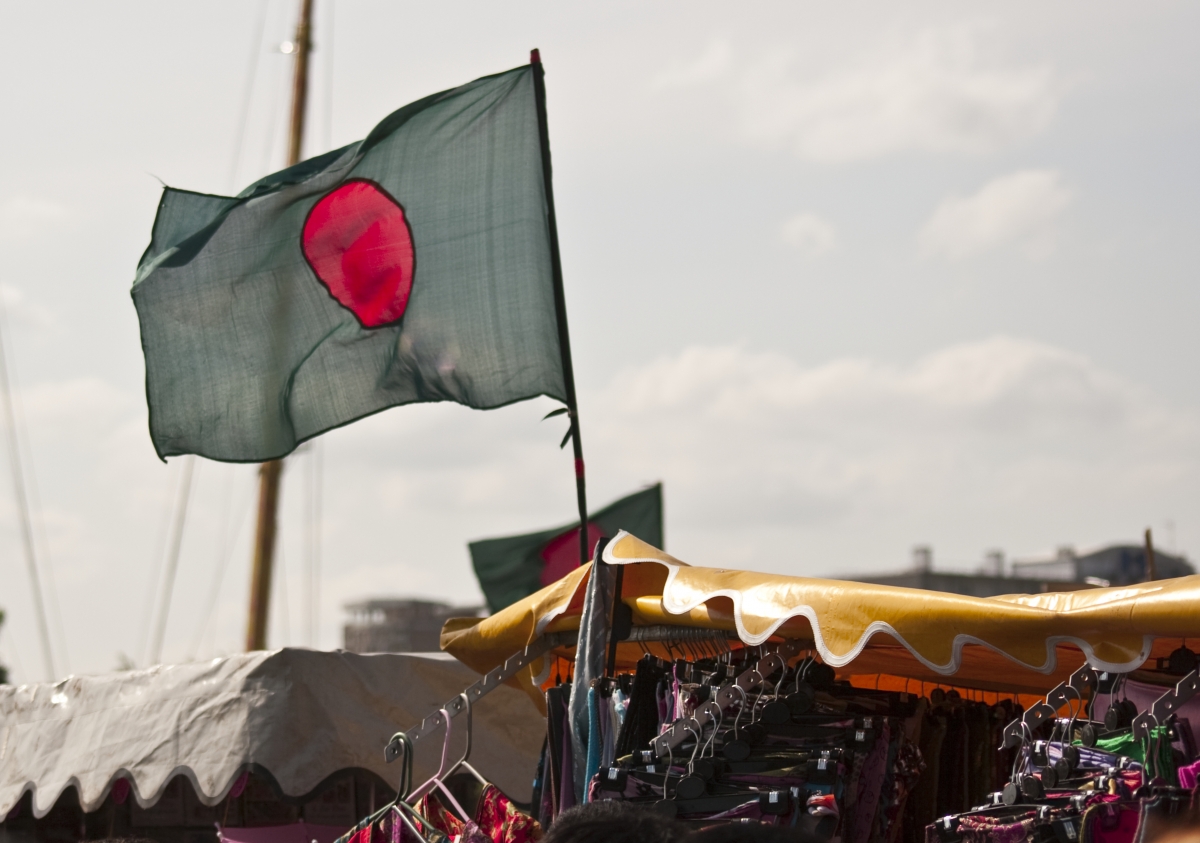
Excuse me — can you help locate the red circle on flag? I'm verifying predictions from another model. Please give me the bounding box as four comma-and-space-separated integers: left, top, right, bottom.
301, 179, 415, 328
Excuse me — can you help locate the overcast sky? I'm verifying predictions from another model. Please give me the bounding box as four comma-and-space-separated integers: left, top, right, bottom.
0, 1, 1197, 682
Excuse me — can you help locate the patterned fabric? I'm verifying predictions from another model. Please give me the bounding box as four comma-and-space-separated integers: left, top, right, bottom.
954, 811, 1037, 843
457, 822, 492, 843
477, 784, 543, 843
874, 723, 902, 843
850, 720, 893, 843
417, 794, 463, 840
882, 739, 925, 843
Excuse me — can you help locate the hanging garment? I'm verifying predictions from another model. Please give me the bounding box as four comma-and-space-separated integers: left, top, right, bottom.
475, 785, 543, 843
1080, 802, 1141, 843
1177, 757, 1200, 789
585, 655, 928, 839
583, 687, 602, 804
415, 787, 542, 843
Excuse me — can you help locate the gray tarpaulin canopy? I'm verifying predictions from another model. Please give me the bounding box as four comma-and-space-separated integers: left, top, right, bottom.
0, 648, 544, 819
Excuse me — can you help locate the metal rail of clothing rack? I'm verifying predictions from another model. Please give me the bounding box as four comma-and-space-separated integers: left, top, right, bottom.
384, 625, 792, 761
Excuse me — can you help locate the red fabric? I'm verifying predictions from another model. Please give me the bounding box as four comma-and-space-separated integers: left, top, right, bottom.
539, 523, 603, 587
302, 179, 415, 328
417, 794, 463, 839
417, 788, 541, 843
1088, 804, 1140, 843
476, 785, 542, 843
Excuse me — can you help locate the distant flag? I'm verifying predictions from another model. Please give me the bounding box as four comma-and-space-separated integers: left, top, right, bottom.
132, 61, 574, 463
470, 484, 663, 614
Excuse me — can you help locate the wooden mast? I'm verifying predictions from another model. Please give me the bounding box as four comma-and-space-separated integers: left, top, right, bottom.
246, 0, 314, 651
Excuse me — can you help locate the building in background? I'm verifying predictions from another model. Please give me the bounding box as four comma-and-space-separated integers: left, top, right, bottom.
851, 543, 1194, 598
342, 599, 483, 654
1011, 544, 1193, 586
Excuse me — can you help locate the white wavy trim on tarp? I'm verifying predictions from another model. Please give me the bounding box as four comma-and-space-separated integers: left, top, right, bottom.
599, 530, 1159, 677
0, 649, 544, 819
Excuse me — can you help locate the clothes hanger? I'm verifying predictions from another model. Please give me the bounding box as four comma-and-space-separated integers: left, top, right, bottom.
379, 732, 444, 843
721, 684, 753, 761
1039, 686, 1085, 785
660, 732, 795, 818
410, 693, 489, 799
1132, 666, 1200, 740
699, 700, 723, 759
408, 708, 473, 821
1002, 665, 1098, 749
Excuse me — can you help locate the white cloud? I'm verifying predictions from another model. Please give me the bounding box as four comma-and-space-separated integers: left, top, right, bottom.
656, 26, 1065, 162
587, 339, 1196, 566
780, 213, 837, 256
2, 338, 1197, 681
0, 284, 56, 329
651, 40, 732, 91
918, 169, 1072, 260
0, 196, 68, 240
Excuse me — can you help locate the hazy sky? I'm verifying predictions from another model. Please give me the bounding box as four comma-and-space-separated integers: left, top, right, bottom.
0, 2, 1197, 682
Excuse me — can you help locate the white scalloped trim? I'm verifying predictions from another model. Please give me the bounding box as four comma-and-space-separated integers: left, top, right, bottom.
13, 763, 249, 820
600, 530, 1157, 678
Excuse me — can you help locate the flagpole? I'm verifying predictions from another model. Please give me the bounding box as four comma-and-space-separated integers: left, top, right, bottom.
530, 49, 590, 570
246, 0, 314, 652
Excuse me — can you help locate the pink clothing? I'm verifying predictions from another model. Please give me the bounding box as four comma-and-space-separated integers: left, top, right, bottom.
1178, 758, 1200, 790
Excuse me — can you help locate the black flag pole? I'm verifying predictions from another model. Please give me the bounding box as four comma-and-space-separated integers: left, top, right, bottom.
531, 49, 590, 570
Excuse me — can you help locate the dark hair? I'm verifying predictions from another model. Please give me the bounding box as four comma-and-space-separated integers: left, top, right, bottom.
687, 824, 824, 843
544, 800, 687, 843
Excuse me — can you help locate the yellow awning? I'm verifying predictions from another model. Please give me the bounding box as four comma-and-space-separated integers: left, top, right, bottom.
442, 531, 1200, 705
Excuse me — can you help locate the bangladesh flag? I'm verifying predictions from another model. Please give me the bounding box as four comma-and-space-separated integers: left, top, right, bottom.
133, 62, 567, 461
470, 484, 663, 613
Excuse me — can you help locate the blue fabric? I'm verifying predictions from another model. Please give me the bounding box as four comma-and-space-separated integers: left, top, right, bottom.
583, 685, 601, 803
567, 558, 614, 802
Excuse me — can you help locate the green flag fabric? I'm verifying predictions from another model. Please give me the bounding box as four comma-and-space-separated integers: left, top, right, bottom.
470, 484, 663, 614
133, 64, 565, 462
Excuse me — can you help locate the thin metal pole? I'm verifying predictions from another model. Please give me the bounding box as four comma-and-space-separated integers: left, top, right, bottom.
150, 455, 195, 664
530, 49, 590, 569
0, 301, 55, 680
246, 0, 313, 652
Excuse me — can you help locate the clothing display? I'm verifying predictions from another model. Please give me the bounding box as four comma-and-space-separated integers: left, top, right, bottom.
921, 671, 1200, 843
526, 649, 1200, 842
427, 542, 1200, 840
335, 711, 543, 843
335, 786, 542, 843
536, 651, 934, 838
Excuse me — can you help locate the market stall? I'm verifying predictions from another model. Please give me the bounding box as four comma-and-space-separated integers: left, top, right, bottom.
392, 531, 1200, 841
0, 648, 544, 841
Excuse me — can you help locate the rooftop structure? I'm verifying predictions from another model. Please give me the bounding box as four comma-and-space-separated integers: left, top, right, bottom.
343, 599, 483, 654
849, 542, 1194, 598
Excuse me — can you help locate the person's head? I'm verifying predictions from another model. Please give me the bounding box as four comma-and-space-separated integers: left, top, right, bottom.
687, 823, 824, 843
543, 800, 687, 843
